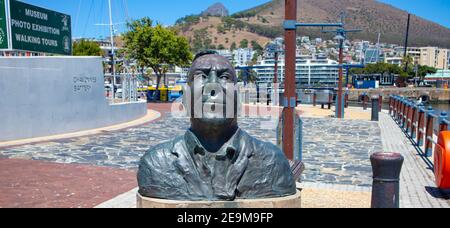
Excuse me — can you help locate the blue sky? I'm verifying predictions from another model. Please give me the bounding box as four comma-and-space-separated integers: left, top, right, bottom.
13, 0, 450, 38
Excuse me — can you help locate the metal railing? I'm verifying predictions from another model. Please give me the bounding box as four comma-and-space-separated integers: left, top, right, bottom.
389, 95, 448, 159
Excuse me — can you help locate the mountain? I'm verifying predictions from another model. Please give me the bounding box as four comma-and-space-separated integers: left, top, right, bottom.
201, 3, 229, 17
175, 0, 450, 51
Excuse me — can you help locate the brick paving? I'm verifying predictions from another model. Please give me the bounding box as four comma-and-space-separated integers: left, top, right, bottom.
0, 159, 136, 208
379, 111, 450, 208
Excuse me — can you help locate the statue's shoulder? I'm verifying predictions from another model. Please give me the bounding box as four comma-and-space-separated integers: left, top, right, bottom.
241, 130, 285, 160
139, 136, 185, 170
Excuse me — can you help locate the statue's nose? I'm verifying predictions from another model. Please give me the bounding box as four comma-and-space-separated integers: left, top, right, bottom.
207, 67, 219, 83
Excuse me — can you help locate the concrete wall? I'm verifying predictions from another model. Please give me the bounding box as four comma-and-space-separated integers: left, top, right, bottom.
0, 57, 147, 142
347, 88, 450, 103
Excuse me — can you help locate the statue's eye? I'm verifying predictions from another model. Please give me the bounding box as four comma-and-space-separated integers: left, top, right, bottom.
195, 71, 208, 80
220, 73, 230, 80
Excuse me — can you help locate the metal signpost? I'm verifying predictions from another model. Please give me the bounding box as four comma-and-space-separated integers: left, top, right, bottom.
1, 0, 72, 55
283, 0, 343, 159
0, 0, 9, 50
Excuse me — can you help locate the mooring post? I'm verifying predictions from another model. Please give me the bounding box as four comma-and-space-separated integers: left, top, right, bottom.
371, 95, 379, 121
371, 152, 404, 208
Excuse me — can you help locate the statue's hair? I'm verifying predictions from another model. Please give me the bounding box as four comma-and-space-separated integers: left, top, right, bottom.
193, 50, 219, 61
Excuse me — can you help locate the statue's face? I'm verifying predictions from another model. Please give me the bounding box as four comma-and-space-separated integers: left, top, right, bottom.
186, 54, 237, 125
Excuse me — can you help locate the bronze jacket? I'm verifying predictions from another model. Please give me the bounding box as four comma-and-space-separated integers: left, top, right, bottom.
137, 128, 296, 201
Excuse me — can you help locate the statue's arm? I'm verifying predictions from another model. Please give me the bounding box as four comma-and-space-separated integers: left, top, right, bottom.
137, 147, 176, 198
270, 150, 297, 195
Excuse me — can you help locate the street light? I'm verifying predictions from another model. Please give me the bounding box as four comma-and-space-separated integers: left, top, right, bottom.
322, 16, 362, 119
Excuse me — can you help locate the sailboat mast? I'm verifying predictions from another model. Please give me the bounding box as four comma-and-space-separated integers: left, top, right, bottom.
108, 0, 116, 100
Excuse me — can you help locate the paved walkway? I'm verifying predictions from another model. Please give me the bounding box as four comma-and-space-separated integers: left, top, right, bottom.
3, 102, 447, 208
379, 111, 450, 208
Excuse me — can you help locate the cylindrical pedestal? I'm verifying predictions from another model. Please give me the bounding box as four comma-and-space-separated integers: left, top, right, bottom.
370, 152, 404, 208
137, 191, 302, 208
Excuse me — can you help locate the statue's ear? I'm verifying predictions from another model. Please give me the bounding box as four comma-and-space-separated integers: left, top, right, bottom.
182, 84, 191, 117
237, 83, 243, 118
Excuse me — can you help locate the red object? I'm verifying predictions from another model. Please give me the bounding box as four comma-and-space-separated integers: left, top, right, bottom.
434, 131, 450, 189
282, 0, 297, 160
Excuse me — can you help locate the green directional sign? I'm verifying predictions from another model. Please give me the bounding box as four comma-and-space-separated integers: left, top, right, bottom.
9, 0, 72, 55
0, 0, 8, 49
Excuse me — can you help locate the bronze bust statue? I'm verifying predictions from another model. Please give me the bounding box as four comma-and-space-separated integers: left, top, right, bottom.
137, 52, 296, 201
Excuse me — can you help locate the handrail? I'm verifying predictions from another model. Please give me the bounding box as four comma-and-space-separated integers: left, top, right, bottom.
389, 95, 448, 159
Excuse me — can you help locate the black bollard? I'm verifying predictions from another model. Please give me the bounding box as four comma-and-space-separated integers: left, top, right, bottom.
371, 95, 379, 121
371, 152, 404, 208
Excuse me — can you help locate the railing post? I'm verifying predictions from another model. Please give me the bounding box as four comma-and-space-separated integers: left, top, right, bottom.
403, 100, 408, 129
345, 92, 349, 108
408, 101, 413, 134
328, 92, 333, 110
389, 96, 392, 115
362, 93, 367, 110
371, 152, 404, 208
425, 106, 434, 157
440, 111, 448, 132
410, 104, 417, 140
379, 95, 383, 113
313, 90, 317, 107
417, 105, 425, 147
405, 101, 410, 133
394, 96, 399, 119
401, 98, 406, 127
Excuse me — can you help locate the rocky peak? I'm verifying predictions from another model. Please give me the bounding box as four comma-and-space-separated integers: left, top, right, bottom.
201, 2, 229, 17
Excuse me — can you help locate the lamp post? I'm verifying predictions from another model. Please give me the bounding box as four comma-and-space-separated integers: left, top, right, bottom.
322, 18, 362, 119
335, 34, 345, 119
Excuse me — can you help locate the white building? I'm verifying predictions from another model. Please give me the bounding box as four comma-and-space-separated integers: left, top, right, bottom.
232, 48, 255, 67
254, 56, 340, 87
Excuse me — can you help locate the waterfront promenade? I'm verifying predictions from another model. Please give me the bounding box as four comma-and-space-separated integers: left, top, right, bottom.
0, 103, 449, 208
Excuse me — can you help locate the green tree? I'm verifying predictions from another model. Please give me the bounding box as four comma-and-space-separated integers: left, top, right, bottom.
72, 39, 102, 56
230, 42, 237, 51
401, 55, 414, 76
238, 69, 257, 83
123, 17, 192, 98
217, 24, 226, 34
251, 40, 263, 52
417, 65, 437, 79
240, 39, 249, 49
218, 44, 225, 50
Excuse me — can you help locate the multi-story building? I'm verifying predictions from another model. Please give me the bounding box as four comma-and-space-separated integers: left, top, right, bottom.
448, 51, 450, 69
215, 49, 233, 63
384, 56, 403, 66
407, 47, 449, 69
364, 48, 382, 64
232, 48, 255, 67
253, 56, 340, 87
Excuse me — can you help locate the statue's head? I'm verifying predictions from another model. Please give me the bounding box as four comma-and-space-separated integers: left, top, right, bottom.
185, 51, 238, 128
